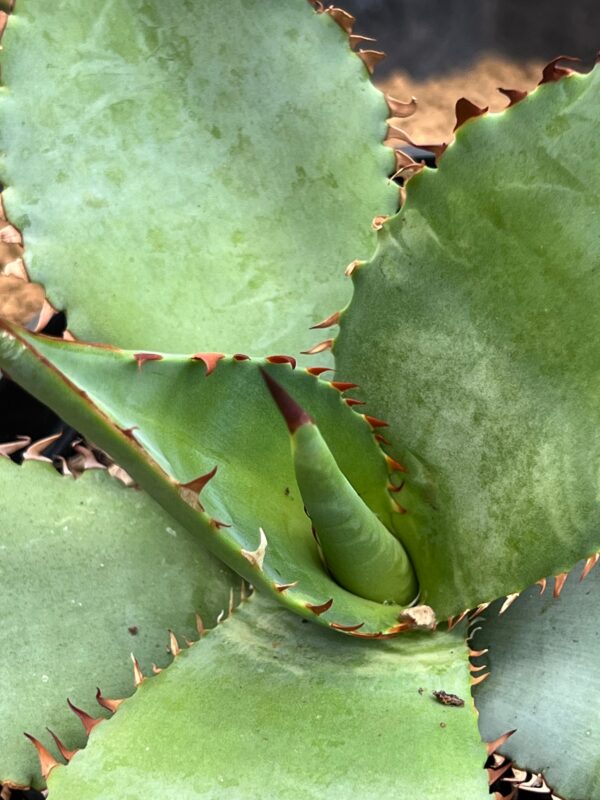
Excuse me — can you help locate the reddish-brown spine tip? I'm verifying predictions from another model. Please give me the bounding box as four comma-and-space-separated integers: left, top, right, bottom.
330, 621, 365, 632
67, 699, 102, 736
349, 34, 376, 49
133, 352, 163, 371
24, 733, 61, 780
371, 215, 389, 231
306, 366, 333, 377
386, 94, 417, 118
470, 671, 490, 687
275, 581, 299, 593
261, 368, 313, 433
454, 98, 488, 131
498, 87, 528, 108
325, 6, 355, 34
301, 338, 333, 355
180, 466, 218, 496
210, 518, 231, 530
96, 688, 124, 714
486, 729, 517, 755
266, 355, 297, 369
233, 353, 251, 361
344, 259, 362, 277
168, 630, 182, 657
305, 598, 334, 616
385, 455, 407, 473
191, 352, 225, 375
580, 553, 600, 581
539, 55, 580, 85
553, 572, 568, 598
330, 381, 357, 392
358, 49, 385, 74
387, 481, 405, 494
47, 729, 78, 762
121, 425, 139, 442
345, 397, 366, 407
364, 414, 388, 429
310, 310, 341, 330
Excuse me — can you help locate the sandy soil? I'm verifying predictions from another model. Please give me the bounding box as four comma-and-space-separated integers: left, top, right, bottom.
378, 55, 546, 143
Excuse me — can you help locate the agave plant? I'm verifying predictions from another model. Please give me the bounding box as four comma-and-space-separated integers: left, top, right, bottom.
0, 2, 599, 799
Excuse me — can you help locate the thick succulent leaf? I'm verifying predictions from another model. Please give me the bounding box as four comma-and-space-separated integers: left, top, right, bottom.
0, 0, 396, 359
471, 562, 600, 800
47, 593, 488, 800
0, 322, 416, 636
0, 458, 239, 790
335, 66, 600, 619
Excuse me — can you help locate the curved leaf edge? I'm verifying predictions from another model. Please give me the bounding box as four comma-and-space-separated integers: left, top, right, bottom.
469, 558, 600, 800
0, 320, 426, 638
327, 59, 600, 626
23, 586, 255, 786
0, 0, 400, 358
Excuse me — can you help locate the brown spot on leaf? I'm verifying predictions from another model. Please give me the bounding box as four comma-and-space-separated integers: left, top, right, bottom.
433, 690, 464, 707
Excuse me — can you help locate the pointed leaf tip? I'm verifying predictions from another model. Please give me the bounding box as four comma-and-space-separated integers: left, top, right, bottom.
260, 368, 313, 433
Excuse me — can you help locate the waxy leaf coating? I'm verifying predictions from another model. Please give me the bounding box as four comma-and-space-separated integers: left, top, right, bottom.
0, 0, 396, 360
0, 459, 238, 789
336, 65, 600, 618
47, 594, 489, 800
0, 323, 417, 636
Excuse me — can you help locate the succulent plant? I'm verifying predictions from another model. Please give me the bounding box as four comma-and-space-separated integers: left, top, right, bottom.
0, 2, 599, 799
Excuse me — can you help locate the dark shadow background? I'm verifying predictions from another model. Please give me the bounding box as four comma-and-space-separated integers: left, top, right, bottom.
343, 0, 600, 77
